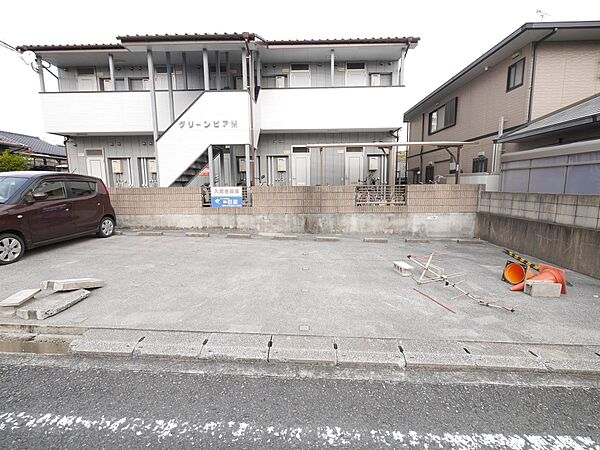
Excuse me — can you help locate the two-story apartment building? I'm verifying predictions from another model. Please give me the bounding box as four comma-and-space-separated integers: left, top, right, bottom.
404, 21, 600, 194
19, 32, 418, 189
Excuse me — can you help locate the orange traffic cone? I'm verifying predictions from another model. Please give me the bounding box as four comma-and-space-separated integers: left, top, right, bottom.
511, 264, 567, 294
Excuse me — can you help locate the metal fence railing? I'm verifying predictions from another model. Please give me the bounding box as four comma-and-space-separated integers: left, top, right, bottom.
355, 185, 407, 206
201, 186, 251, 207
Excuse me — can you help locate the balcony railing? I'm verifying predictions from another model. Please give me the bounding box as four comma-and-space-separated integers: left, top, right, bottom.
355, 185, 406, 206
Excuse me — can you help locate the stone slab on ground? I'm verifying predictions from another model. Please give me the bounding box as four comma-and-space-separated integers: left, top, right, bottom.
314, 236, 339, 242
269, 335, 335, 364
185, 232, 210, 238
459, 341, 546, 371
226, 233, 252, 239
272, 235, 298, 241
137, 231, 163, 236
405, 238, 430, 243
202, 333, 270, 362
41, 278, 104, 292
0, 289, 41, 308
16, 290, 90, 320
70, 329, 146, 357
133, 331, 207, 359
363, 238, 388, 243
456, 239, 484, 244
401, 340, 476, 369
528, 344, 600, 373
335, 337, 404, 368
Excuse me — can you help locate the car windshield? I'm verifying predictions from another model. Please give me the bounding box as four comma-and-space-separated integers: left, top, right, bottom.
0, 176, 28, 204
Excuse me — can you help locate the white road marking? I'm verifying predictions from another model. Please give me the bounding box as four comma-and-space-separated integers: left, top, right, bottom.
0, 411, 598, 448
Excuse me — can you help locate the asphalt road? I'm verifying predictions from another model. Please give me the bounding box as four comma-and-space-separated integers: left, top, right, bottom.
1, 358, 599, 449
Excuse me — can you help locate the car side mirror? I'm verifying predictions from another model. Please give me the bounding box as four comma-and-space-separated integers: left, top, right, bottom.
32, 192, 48, 202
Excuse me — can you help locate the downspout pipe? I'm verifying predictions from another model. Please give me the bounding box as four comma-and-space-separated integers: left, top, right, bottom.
243, 33, 256, 187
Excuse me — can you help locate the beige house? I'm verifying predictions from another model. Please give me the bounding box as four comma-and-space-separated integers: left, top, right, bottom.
404, 21, 600, 194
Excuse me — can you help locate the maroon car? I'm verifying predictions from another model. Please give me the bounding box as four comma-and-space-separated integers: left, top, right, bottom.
0, 171, 116, 265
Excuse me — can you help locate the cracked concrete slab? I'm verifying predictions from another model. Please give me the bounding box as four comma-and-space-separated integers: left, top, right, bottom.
41, 278, 104, 292
459, 341, 546, 371
69, 329, 146, 357
133, 331, 207, 359
201, 333, 270, 362
335, 337, 403, 368
401, 340, 476, 369
269, 335, 335, 365
16, 290, 90, 320
528, 344, 600, 373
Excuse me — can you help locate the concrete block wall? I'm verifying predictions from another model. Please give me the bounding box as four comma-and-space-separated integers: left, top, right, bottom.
406, 184, 480, 213
479, 192, 600, 231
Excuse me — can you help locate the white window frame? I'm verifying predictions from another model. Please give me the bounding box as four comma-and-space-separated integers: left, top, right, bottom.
289, 63, 311, 88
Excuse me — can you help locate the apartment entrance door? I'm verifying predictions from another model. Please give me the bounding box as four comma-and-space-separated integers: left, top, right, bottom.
291, 148, 310, 186
345, 147, 364, 185
85, 150, 107, 184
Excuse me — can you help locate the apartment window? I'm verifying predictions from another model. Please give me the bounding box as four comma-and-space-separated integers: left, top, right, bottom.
507, 58, 525, 91
472, 155, 488, 173
289, 63, 310, 88
129, 78, 150, 91
428, 97, 457, 134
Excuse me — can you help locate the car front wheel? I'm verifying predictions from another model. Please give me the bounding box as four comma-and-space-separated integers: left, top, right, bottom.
97, 216, 115, 238
0, 233, 25, 265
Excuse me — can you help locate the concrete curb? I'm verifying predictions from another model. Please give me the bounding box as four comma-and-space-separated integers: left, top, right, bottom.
60, 328, 600, 375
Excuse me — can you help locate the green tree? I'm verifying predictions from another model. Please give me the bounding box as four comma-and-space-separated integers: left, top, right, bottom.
0, 150, 29, 172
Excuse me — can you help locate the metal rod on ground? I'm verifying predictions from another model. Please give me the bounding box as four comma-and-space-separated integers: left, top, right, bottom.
407, 254, 515, 312
413, 288, 456, 314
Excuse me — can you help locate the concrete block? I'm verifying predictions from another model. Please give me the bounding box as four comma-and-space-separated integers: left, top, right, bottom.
524, 280, 562, 297
41, 278, 104, 292
405, 238, 430, 243
70, 329, 146, 357
393, 261, 414, 277
574, 215, 598, 230
401, 340, 476, 369
133, 331, 207, 359
314, 236, 339, 242
272, 235, 298, 241
226, 233, 252, 239
137, 231, 163, 236
459, 341, 546, 370
363, 237, 388, 243
0, 288, 41, 308
335, 337, 403, 368
269, 335, 335, 365
185, 232, 210, 238
16, 289, 90, 320
202, 333, 270, 362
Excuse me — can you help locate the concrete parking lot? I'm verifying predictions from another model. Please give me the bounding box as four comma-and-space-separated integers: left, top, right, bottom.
1, 232, 600, 346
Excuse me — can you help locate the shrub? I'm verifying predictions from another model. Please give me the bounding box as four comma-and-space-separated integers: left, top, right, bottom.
0, 150, 29, 172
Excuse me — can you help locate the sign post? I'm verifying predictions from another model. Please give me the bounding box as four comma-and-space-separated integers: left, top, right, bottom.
211, 186, 243, 208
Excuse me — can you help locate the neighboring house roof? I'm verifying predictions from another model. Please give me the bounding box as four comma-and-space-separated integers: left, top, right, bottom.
0, 131, 66, 158
497, 94, 600, 143
404, 21, 600, 120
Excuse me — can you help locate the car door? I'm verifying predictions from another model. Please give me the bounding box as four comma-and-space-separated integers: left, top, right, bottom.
22, 179, 75, 243
66, 179, 101, 233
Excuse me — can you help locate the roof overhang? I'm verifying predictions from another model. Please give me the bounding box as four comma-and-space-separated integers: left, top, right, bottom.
404, 21, 600, 120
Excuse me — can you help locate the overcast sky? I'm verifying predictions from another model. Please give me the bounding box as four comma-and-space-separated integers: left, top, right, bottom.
1, 0, 599, 145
